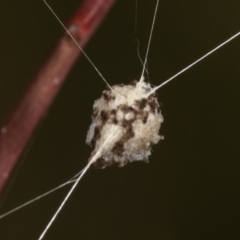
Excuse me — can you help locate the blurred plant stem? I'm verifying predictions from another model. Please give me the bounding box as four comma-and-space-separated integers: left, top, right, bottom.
0, 0, 116, 196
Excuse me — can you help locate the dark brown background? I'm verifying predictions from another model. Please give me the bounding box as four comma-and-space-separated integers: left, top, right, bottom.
0, 0, 240, 239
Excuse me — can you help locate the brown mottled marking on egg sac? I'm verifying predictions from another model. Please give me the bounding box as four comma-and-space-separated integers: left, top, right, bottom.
91, 127, 101, 147
103, 92, 110, 101
110, 109, 118, 124
139, 98, 148, 110
100, 110, 108, 124
142, 115, 148, 124
93, 158, 112, 168
130, 80, 138, 86
124, 125, 135, 140
112, 141, 124, 156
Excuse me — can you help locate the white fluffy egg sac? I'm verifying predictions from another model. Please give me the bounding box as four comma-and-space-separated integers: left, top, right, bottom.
86, 80, 164, 168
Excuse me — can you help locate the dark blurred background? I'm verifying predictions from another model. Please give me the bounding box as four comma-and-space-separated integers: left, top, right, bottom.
0, 0, 240, 239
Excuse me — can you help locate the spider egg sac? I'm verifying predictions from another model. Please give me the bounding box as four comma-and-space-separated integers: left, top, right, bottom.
86, 80, 164, 168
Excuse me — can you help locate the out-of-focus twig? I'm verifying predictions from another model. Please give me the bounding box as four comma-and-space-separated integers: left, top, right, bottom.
0, 0, 116, 196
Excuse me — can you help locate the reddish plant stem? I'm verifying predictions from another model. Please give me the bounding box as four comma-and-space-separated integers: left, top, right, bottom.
0, 0, 116, 196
